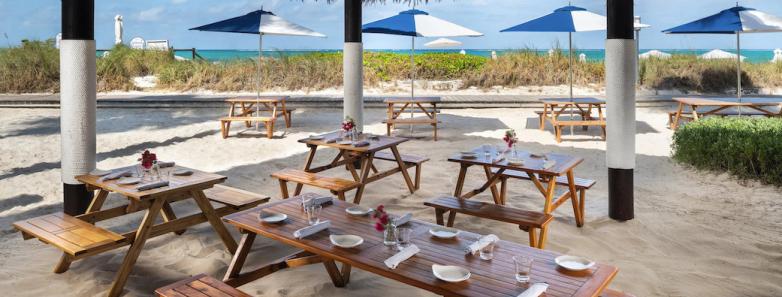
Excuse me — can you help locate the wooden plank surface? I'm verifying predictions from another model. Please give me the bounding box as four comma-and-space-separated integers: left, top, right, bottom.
673, 97, 782, 106
204, 185, 270, 207
494, 169, 595, 189
156, 274, 251, 297
424, 197, 552, 228
540, 98, 605, 105
13, 213, 125, 256
374, 151, 430, 164
448, 148, 583, 177
272, 169, 361, 192
223, 197, 617, 297
384, 97, 442, 103
298, 131, 408, 153
75, 166, 226, 201
225, 96, 288, 104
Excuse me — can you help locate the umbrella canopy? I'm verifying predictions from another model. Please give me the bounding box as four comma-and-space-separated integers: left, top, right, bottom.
663, 6, 782, 100
500, 6, 606, 33
639, 50, 672, 59
190, 10, 325, 37
699, 49, 746, 61
773, 48, 782, 62
425, 38, 462, 48
362, 9, 483, 37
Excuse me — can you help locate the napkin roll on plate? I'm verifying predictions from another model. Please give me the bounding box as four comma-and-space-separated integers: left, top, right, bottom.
352, 141, 370, 147
304, 196, 333, 207
466, 234, 499, 255
293, 221, 331, 239
98, 169, 132, 182
394, 213, 413, 226
517, 283, 548, 297
157, 161, 175, 168
384, 244, 420, 269
136, 180, 169, 191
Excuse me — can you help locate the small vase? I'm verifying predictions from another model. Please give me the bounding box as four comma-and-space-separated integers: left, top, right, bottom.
383, 223, 398, 246
151, 162, 161, 181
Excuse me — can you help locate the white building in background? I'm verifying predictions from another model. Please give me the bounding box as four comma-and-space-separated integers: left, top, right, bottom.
129, 37, 145, 50
114, 15, 123, 45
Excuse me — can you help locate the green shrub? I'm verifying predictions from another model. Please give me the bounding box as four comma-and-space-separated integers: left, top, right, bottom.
0, 39, 59, 93
672, 117, 782, 186
96, 44, 174, 91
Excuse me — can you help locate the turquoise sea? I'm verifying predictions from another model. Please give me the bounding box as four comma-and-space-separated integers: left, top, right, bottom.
98, 49, 778, 64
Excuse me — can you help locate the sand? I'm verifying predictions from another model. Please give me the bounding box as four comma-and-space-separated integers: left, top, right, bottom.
0, 106, 780, 297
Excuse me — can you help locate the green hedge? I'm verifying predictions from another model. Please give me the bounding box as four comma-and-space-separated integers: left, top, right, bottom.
671, 117, 782, 186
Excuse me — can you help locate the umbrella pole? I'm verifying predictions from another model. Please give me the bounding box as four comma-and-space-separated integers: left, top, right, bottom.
737, 31, 742, 116
569, 32, 574, 135
262, 33, 263, 131
410, 36, 415, 136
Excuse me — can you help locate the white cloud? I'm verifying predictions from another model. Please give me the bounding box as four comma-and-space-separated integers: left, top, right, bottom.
171, 0, 187, 4
136, 7, 165, 22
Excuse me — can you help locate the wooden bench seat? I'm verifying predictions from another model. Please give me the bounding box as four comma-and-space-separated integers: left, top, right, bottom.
219, 116, 275, 139
382, 118, 440, 124
13, 213, 125, 258
493, 168, 594, 227
424, 196, 553, 249
156, 274, 250, 297
600, 288, 636, 297
668, 110, 776, 126
204, 185, 270, 209
272, 168, 361, 202
373, 151, 429, 190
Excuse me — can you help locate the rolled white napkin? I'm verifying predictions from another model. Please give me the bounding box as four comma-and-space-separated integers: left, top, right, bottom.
384, 244, 420, 269
136, 180, 169, 191
98, 169, 132, 182
157, 161, 175, 168
543, 160, 557, 169
394, 213, 412, 226
303, 196, 333, 208
517, 283, 548, 297
492, 156, 505, 163
353, 140, 370, 147
293, 220, 330, 239
466, 234, 499, 255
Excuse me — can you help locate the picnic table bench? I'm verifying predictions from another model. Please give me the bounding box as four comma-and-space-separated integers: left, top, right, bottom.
539, 98, 606, 143
383, 97, 441, 141
669, 97, 782, 130
220, 96, 294, 138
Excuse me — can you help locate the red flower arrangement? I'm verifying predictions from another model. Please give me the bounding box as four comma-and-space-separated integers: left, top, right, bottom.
139, 150, 157, 169
503, 129, 518, 148
372, 205, 391, 232
342, 116, 356, 132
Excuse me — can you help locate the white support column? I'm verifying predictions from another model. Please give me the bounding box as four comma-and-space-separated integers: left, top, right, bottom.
343, 42, 364, 131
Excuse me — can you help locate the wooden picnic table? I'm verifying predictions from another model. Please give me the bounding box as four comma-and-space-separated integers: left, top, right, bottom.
295, 132, 417, 204
448, 147, 585, 227
539, 98, 606, 143
220, 96, 293, 138
222, 196, 618, 297
383, 97, 442, 141
71, 166, 240, 297
669, 97, 782, 130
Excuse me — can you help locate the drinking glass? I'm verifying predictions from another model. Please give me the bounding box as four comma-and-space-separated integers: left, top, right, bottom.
396, 227, 413, 250
513, 255, 534, 283
482, 144, 492, 159
479, 242, 495, 260
304, 204, 322, 225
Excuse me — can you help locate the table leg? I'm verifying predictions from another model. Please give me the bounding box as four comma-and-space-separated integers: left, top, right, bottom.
566, 170, 583, 227
542, 178, 557, 214
323, 259, 347, 287
453, 164, 469, 197
352, 152, 374, 204
281, 101, 291, 128
223, 233, 256, 282
296, 145, 318, 195
691, 105, 700, 122
161, 202, 186, 235
55, 189, 110, 273
671, 103, 685, 129
391, 146, 416, 193
191, 190, 238, 253
482, 166, 501, 205
107, 198, 165, 297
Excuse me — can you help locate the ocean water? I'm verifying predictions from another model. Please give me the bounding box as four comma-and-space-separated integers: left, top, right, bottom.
99, 49, 778, 64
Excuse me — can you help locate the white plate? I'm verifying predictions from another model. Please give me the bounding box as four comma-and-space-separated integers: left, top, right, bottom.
429, 226, 460, 239
432, 264, 471, 283
330, 234, 364, 248
116, 177, 140, 185
345, 206, 373, 216
554, 255, 595, 271
90, 169, 112, 176
259, 212, 287, 224
172, 169, 193, 176
309, 135, 325, 140
338, 140, 353, 145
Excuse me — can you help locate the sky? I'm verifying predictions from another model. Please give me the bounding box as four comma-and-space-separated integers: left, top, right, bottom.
1, 0, 782, 50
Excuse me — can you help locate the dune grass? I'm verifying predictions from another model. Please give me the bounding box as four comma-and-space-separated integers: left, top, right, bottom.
1, 40, 781, 93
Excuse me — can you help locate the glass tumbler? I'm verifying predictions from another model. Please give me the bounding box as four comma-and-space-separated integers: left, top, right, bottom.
513, 255, 534, 283
304, 204, 322, 225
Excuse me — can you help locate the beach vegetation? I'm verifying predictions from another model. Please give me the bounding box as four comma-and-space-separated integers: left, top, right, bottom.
672, 117, 782, 186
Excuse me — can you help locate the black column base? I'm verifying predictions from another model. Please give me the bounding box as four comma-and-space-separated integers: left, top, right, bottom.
63, 183, 92, 215
608, 168, 634, 221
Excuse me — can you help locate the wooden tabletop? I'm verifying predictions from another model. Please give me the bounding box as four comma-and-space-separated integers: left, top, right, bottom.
448, 148, 583, 177
225, 96, 289, 104
540, 98, 605, 105
76, 166, 226, 201
673, 97, 782, 106
223, 198, 617, 297
298, 131, 409, 153
384, 97, 442, 103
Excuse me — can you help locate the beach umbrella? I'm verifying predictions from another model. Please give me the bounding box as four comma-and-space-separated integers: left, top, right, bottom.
190, 9, 326, 99
773, 48, 782, 62
500, 5, 606, 135
363, 9, 483, 98
699, 49, 746, 61
425, 38, 462, 49
639, 50, 671, 59
663, 5, 782, 101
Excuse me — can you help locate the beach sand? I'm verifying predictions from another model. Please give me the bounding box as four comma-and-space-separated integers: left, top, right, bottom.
0, 106, 780, 297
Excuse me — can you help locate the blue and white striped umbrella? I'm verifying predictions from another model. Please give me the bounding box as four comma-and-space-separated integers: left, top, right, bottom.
664, 6, 782, 101
363, 9, 482, 99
